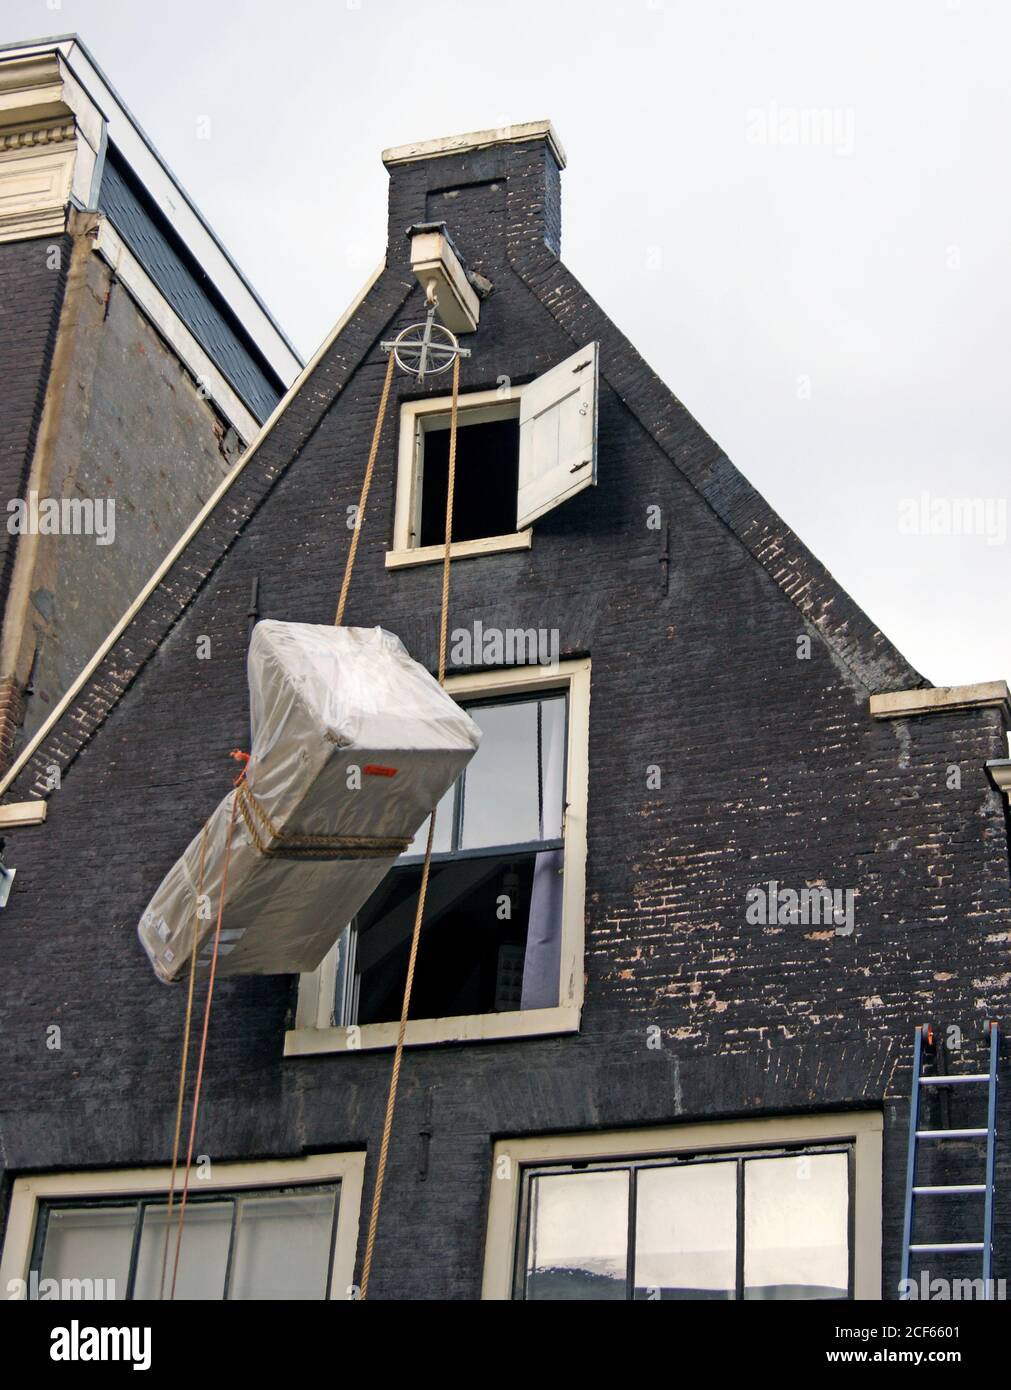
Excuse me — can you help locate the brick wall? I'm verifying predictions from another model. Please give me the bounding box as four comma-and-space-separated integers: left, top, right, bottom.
0, 139, 1008, 1299
0, 233, 69, 766
0, 236, 69, 599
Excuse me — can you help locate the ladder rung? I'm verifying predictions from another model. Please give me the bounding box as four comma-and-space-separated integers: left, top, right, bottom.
919, 1074, 990, 1086
908, 1242, 984, 1254
915, 1128, 988, 1140
912, 1184, 987, 1196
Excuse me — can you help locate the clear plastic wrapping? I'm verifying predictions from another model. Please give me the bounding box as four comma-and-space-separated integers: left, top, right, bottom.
137, 622, 480, 982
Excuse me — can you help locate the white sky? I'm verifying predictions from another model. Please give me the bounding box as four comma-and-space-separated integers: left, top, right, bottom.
8, 0, 1009, 689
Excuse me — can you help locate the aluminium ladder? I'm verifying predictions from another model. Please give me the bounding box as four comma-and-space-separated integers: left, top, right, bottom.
900, 1021, 1001, 1298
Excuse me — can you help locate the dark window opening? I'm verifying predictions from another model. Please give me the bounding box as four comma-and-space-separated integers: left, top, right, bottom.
355, 852, 543, 1024
334, 692, 568, 1026
418, 415, 519, 545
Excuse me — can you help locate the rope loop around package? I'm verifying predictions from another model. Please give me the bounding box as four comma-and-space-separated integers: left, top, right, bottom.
236, 777, 411, 860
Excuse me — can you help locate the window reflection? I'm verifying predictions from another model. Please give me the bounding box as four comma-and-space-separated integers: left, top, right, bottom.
743, 1153, 849, 1300
33, 1186, 340, 1300
135, 1203, 231, 1300
525, 1170, 628, 1300
461, 696, 565, 849
40, 1206, 135, 1294
229, 1191, 336, 1300
634, 1163, 737, 1300
402, 693, 566, 857
519, 1148, 852, 1301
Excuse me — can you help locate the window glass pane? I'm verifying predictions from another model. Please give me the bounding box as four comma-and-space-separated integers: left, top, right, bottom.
403, 791, 453, 857
229, 1189, 337, 1300
525, 1170, 628, 1300
133, 1201, 232, 1300
633, 1162, 737, 1300
331, 922, 355, 1025
39, 1205, 136, 1298
744, 1153, 849, 1300
461, 696, 565, 850
537, 697, 565, 839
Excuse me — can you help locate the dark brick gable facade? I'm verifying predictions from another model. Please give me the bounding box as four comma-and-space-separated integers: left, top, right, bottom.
1, 133, 1008, 1300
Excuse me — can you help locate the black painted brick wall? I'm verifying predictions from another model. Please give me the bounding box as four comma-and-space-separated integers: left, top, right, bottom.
1, 141, 1009, 1300
0, 234, 69, 615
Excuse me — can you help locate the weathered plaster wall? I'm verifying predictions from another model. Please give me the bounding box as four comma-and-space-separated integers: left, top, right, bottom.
5, 220, 240, 749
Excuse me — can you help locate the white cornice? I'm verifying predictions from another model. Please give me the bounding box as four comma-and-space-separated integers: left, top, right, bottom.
0, 36, 301, 384
0, 119, 75, 151
382, 119, 567, 170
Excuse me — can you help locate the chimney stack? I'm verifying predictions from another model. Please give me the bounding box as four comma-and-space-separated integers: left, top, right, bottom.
382, 121, 565, 280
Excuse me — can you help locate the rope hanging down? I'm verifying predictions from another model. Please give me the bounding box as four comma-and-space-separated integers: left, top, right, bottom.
157, 822, 208, 1301
356, 353, 461, 1300
169, 783, 241, 1299
162, 335, 461, 1300
335, 351, 396, 627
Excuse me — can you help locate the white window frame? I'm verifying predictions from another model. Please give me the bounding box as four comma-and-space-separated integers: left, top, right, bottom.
0, 1151, 366, 1301
285, 657, 591, 1056
386, 385, 533, 569
481, 1112, 884, 1300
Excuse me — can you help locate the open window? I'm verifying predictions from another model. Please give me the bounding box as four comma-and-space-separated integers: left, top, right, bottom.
0, 1153, 366, 1301
287, 658, 590, 1054
482, 1115, 884, 1301
387, 344, 598, 568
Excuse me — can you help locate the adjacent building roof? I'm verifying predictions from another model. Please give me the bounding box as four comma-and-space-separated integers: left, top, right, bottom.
0, 34, 302, 419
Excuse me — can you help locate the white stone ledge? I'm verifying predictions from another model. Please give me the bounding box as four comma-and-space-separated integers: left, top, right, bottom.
385, 531, 532, 569
870, 682, 1010, 721
284, 1003, 580, 1056
0, 800, 46, 827
382, 120, 566, 170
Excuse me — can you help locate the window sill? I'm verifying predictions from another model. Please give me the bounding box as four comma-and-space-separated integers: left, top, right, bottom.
385, 531, 532, 569
284, 1003, 580, 1056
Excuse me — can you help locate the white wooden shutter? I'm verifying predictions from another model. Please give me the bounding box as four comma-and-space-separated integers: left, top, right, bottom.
517, 342, 598, 529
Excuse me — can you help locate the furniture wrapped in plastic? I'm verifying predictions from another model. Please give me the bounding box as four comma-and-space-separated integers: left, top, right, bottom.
137, 622, 480, 983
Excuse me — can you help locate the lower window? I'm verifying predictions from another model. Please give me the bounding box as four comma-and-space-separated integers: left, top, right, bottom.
482, 1115, 883, 1301
518, 1146, 851, 1301
1, 1154, 365, 1301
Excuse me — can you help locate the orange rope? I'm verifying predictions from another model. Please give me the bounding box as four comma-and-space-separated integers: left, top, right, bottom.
358, 352, 460, 1299
158, 821, 209, 1300
169, 781, 241, 1299
163, 347, 403, 1297
335, 352, 397, 626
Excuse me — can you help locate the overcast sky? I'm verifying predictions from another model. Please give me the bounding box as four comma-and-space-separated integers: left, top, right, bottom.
7, 0, 1008, 690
